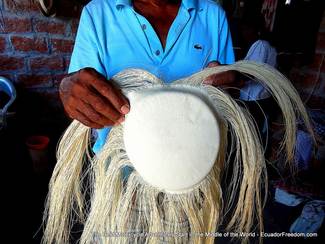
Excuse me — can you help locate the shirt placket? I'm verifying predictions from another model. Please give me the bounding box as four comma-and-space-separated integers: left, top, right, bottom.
131, 7, 191, 64
132, 13, 163, 63
163, 7, 191, 60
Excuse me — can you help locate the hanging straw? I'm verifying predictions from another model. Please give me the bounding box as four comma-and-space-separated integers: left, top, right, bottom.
42, 61, 313, 244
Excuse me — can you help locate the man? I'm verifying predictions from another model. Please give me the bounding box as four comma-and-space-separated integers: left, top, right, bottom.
60, 0, 236, 153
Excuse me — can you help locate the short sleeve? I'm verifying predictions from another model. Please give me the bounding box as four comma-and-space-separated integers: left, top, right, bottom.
245, 41, 268, 63
68, 7, 106, 77
244, 40, 277, 67
217, 11, 235, 65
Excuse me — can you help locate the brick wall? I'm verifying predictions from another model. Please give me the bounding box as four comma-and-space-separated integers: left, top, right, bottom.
0, 0, 80, 108
289, 12, 325, 109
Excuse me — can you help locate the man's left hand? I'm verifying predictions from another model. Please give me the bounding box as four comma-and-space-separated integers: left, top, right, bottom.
203, 61, 243, 88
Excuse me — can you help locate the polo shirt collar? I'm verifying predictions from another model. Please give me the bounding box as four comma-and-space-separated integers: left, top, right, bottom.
182, 0, 198, 10
116, 0, 131, 8
115, 0, 199, 10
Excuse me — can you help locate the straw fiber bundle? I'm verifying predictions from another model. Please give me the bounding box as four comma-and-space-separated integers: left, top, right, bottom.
42, 61, 313, 244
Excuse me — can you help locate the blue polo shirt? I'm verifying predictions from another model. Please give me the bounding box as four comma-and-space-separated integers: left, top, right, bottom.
69, 0, 235, 153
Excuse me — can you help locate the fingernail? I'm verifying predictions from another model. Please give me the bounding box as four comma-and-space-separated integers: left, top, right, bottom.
121, 104, 130, 114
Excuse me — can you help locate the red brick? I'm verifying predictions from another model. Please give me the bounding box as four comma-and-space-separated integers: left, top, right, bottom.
71, 19, 80, 35
30, 56, 65, 71
11, 36, 48, 53
4, 0, 39, 12
1, 17, 32, 33
34, 19, 66, 35
51, 38, 74, 53
0, 37, 6, 52
0, 55, 24, 71
16, 74, 53, 88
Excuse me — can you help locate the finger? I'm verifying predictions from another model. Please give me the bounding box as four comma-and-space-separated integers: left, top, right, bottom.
78, 100, 116, 126
69, 109, 103, 129
92, 78, 130, 114
82, 91, 123, 122
207, 61, 221, 68
204, 61, 222, 84
80, 69, 130, 114
73, 83, 123, 122
204, 72, 235, 86
203, 77, 213, 85
203, 73, 223, 85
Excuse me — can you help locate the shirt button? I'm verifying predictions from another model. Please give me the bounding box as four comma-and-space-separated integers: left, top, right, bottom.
155, 50, 160, 56
141, 24, 146, 30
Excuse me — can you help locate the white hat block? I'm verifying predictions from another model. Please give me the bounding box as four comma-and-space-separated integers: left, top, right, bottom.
123, 86, 220, 193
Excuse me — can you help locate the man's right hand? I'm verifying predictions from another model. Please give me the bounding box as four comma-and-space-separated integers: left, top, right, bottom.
59, 67, 130, 129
